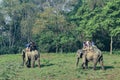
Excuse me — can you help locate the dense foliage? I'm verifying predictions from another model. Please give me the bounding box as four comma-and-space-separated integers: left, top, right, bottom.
0, 0, 120, 54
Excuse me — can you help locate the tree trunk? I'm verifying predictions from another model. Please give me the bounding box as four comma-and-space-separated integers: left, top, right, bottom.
60, 46, 63, 53
110, 36, 113, 54
56, 44, 58, 53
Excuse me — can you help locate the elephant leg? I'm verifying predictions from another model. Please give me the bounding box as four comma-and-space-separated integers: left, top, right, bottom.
31, 60, 35, 68
25, 58, 29, 67
93, 60, 98, 70
82, 56, 86, 69
32, 61, 35, 68
37, 58, 40, 68
25, 54, 28, 66
26, 59, 31, 67
85, 60, 88, 69
98, 56, 105, 70
81, 61, 86, 69
31, 56, 35, 68
82, 62, 88, 69
99, 57, 105, 70
76, 57, 80, 67
99, 61, 104, 70
22, 55, 25, 66
81, 62, 85, 69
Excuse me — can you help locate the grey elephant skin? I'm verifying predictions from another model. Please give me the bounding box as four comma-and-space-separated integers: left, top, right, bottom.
76, 46, 104, 70
22, 49, 40, 68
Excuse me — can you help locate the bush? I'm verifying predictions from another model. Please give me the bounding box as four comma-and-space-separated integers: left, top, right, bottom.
0, 46, 20, 55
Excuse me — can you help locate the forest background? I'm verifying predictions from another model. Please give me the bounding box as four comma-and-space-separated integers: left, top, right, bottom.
0, 0, 120, 54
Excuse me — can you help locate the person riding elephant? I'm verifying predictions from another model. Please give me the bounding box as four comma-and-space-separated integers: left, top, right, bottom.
22, 49, 40, 68
25, 41, 37, 52
76, 46, 104, 70
25, 42, 31, 52
29, 41, 37, 51
22, 41, 40, 68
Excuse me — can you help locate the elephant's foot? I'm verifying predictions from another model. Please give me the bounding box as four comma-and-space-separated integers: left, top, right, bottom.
38, 59, 40, 68
101, 66, 105, 70
82, 66, 85, 69
82, 66, 88, 69
27, 65, 31, 68
82, 67, 85, 69
31, 65, 34, 68
38, 65, 40, 68
26, 62, 31, 68
38, 62, 40, 68
85, 66, 88, 69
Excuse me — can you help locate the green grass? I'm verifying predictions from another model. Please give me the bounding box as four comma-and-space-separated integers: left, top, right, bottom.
0, 52, 120, 80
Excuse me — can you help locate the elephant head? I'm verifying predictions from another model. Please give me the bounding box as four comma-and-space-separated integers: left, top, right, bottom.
76, 49, 85, 58
76, 49, 84, 66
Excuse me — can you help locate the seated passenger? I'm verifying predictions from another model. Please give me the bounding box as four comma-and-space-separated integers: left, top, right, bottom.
25, 42, 31, 52
30, 41, 37, 51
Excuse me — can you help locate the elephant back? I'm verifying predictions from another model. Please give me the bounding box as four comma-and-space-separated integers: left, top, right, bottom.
31, 50, 40, 59
85, 46, 102, 60
31, 50, 39, 55
92, 46, 102, 56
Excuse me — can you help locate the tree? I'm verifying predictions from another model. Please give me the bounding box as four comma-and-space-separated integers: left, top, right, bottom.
102, 0, 120, 54
68, 0, 120, 53
0, 0, 38, 53
33, 8, 76, 53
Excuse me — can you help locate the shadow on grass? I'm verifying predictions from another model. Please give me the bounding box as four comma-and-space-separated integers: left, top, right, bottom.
88, 66, 114, 70
104, 66, 114, 70
22, 63, 55, 68
40, 63, 54, 68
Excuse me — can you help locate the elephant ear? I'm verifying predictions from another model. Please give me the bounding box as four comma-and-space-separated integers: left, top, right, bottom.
80, 52, 83, 58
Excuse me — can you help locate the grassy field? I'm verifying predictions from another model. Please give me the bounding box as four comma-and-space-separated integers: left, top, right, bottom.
0, 52, 120, 80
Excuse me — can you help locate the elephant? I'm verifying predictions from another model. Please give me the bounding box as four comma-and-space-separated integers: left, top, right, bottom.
76, 46, 104, 70
22, 49, 40, 68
